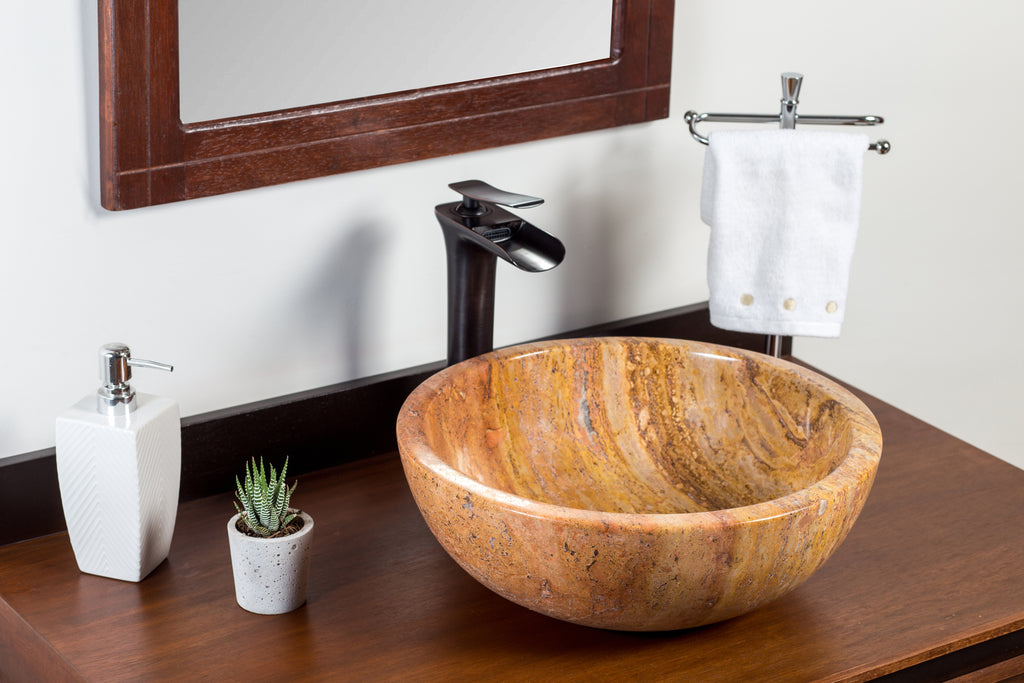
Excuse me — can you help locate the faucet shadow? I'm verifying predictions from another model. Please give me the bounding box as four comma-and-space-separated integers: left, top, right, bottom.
301, 220, 387, 379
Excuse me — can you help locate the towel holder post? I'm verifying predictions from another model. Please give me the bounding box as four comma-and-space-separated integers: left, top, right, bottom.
686, 72, 890, 357
771, 73, 798, 358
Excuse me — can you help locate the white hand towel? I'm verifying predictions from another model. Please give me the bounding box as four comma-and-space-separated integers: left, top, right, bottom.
700, 129, 868, 338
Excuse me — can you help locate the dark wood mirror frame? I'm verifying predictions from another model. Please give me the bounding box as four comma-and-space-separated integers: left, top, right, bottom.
98, 0, 674, 211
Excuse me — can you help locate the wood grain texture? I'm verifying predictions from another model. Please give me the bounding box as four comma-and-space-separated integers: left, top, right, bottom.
0, 598, 85, 682
2, 374, 1024, 679
98, 0, 675, 210
397, 338, 882, 630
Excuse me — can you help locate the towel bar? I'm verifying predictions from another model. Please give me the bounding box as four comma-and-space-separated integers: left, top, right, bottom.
688, 73, 890, 357
685, 111, 891, 154
684, 73, 891, 154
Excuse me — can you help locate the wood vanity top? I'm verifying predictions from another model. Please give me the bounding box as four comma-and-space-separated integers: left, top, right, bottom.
2, 372, 1024, 681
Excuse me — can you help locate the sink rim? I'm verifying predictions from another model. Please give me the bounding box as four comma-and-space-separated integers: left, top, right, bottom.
398, 336, 882, 526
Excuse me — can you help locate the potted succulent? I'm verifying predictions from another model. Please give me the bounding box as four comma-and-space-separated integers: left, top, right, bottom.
227, 457, 314, 614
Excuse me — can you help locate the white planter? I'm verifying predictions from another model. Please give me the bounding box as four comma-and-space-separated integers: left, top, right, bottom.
227, 510, 314, 615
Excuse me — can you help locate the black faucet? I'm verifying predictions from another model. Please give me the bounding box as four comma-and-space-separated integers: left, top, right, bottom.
436, 180, 565, 366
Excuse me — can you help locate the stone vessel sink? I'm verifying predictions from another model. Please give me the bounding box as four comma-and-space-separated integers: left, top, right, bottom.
397, 338, 882, 631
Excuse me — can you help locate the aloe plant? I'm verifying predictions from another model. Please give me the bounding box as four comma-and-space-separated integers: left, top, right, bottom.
233, 457, 298, 537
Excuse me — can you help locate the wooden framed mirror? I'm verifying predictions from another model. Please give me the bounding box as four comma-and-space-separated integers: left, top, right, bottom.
98, 0, 674, 211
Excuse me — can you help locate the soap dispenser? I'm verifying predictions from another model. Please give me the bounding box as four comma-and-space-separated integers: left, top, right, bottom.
55, 343, 180, 582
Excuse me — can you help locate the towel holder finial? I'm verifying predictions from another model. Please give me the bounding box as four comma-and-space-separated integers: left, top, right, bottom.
780, 72, 803, 105
780, 72, 803, 129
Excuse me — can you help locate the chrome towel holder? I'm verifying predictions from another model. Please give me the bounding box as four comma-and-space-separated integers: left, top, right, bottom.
684, 72, 891, 154
687, 73, 890, 358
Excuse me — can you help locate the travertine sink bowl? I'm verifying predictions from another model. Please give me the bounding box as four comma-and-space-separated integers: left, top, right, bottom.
397, 338, 882, 631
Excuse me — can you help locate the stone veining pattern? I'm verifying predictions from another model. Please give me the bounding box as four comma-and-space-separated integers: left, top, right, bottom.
397, 338, 882, 631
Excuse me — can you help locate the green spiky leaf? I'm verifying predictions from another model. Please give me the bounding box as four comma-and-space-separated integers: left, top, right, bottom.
233, 456, 299, 537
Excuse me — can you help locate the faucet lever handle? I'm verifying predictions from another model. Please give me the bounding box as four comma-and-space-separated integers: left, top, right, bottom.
449, 180, 544, 216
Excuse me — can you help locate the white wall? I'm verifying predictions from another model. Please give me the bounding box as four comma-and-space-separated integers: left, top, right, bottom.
673, 0, 1024, 465
2, 1, 1020, 469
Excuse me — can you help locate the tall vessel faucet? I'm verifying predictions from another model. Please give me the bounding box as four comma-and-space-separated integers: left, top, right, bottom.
435, 180, 565, 366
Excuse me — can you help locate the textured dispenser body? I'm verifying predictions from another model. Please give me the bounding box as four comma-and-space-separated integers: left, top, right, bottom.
56, 393, 181, 582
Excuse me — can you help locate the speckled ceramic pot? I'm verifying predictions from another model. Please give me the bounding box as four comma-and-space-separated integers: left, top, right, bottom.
397, 337, 882, 631
227, 510, 314, 615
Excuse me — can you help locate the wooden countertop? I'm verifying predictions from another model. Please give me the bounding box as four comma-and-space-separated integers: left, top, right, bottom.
3, 378, 1024, 681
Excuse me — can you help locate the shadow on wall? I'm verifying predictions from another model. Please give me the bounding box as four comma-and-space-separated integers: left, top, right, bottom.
79, 0, 102, 216
554, 134, 659, 329
300, 220, 388, 379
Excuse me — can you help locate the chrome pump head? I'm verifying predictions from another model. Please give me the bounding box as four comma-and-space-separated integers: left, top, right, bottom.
97, 343, 173, 416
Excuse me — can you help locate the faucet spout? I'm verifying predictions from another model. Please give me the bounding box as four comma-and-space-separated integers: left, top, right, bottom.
436, 180, 565, 366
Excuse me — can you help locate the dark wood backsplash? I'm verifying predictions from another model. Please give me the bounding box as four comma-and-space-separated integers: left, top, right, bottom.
1, 303, 784, 546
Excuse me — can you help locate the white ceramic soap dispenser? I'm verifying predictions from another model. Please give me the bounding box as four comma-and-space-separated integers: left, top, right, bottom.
55, 343, 180, 582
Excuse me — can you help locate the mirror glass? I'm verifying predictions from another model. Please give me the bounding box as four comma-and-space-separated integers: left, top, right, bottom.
179, 0, 614, 123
